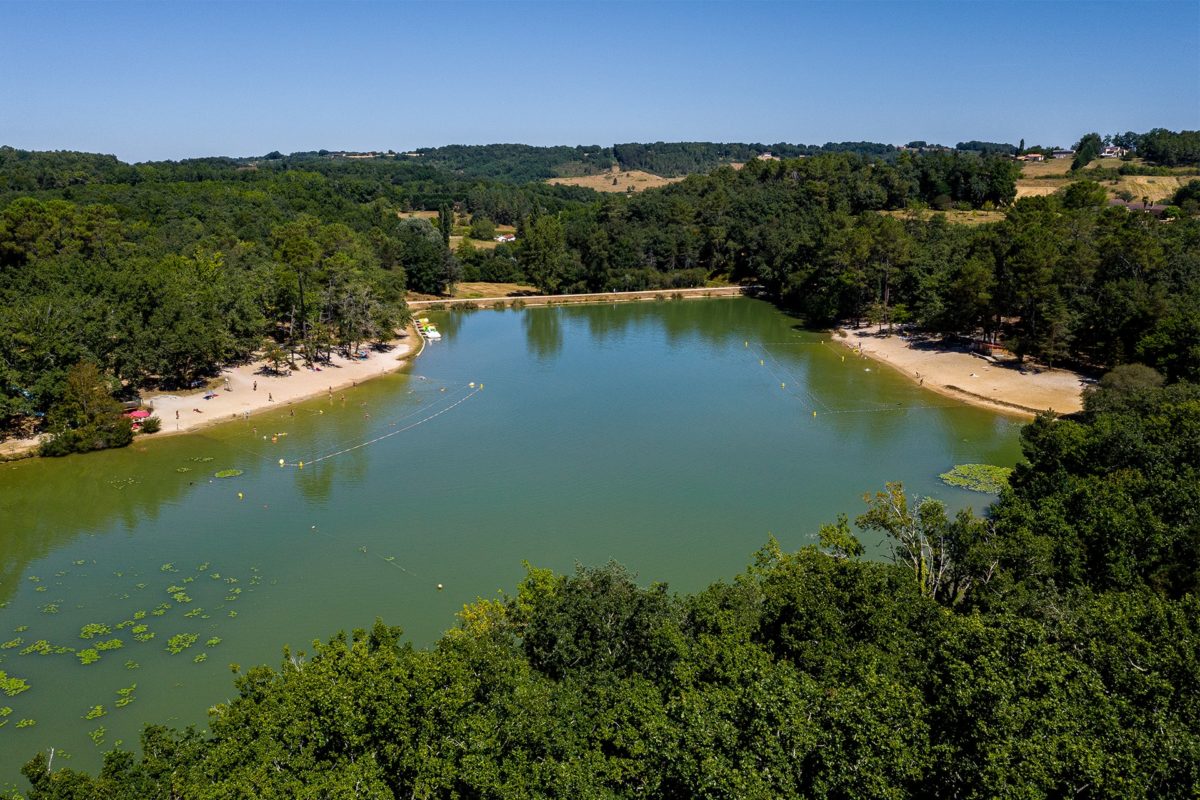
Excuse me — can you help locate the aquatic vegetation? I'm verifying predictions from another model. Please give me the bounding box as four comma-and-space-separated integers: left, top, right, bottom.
14, 626, 28, 633
172, 592, 193, 604
0, 670, 31, 696
160, 563, 177, 573
227, 611, 238, 618
1, 639, 22, 650
27, 576, 41, 583
939, 463, 1013, 494
190, 456, 214, 462
79, 623, 112, 639
0, 706, 10, 716
151, 603, 171, 616
175, 467, 191, 473
77, 649, 100, 665
73, 560, 86, 566
124, 661, 139, 670
135, 584, 147, 590
184, 608, 202, 618
166, 585, 186, 594
214, 469, 243, 478
83, 705, 106, 720
133, 610, 146, 619
115, 685, 136, 708
16, 718, 35, 728
94, 639, 124, 651
205, 637, 222, 647
165, 633, 198, 654
39, 603, 60, 614
19, 640, 53, 656
133, 630, 155, 642
210, 573, 221, 580
224, 577, 239, 584
35, 585, 48, 592
193, 653, 207, 663
196, 562, 210, 572
115, 619, 134, 630
88, 725, 105, 745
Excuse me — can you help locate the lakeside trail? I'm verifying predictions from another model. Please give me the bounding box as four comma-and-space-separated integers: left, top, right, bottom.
834, 328, 1087, 417
0, 329, 422, 459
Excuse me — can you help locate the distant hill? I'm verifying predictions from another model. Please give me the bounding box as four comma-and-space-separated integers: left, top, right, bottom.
401, 140, 900, 181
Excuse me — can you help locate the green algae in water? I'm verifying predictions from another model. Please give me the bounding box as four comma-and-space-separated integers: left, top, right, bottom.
124, 661, 139, 670
88, 725, 105, 745
83, 705, 106, 720
214, 469, 243, 478
1, 639, 22, 650
1, 670, 31, 696
77, 649, 100, 666
16, 718, 35, 728
205, 637, 222, 647
939, 463, 1013, 494
94, 639, 124, 651
193, 653, 207, 664
165, 633, 198, 654
79, 623, 111, 639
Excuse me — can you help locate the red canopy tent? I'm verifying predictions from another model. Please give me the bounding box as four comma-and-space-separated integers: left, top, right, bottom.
125, 410, 152, 419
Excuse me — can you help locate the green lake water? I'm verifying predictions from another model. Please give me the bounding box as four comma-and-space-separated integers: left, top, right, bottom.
0, 297, 1025, 784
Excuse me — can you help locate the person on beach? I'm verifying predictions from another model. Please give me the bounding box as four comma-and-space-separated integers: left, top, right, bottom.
253, 380, 257, 391
175, 410, 179, 420
268, 393, 273, 402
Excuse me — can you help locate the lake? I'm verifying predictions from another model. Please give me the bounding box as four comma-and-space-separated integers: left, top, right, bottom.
0, 297, 1024, 783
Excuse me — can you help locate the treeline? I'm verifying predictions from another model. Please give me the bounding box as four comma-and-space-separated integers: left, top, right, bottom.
21, 378, 1200, 798
406, 140, 904, 180
514, 156, 1197, 377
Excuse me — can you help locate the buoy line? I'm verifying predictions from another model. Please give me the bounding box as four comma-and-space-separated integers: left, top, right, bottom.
280, 383, 483, 469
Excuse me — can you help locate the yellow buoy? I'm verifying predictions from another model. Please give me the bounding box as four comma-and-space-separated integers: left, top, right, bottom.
237, 492, 244, 499
278, 459, 285, 466
469, 382, 475, 388
298, 461, 304, 469
436, 583, 444, 591
760, 359, 764, 366
781, 382, 786, 389
744, 341, 748, 347
813, 411, 817, 417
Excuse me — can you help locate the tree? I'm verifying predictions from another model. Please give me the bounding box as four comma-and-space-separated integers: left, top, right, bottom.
1061, 179, 1108, 209
518, 214, 573, 293
1071, 132, 1103, 171
438, 203, 453, 245
39, 362, 133, 456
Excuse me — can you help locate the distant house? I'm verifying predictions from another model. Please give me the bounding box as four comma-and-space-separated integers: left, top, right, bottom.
1100, 145, 1127, 158
1052, 149, 1075, 159
755, 152, 780, 161
1107, 198, 1170, 218
1018, 153, 1045, 162
494, 234, 516, 243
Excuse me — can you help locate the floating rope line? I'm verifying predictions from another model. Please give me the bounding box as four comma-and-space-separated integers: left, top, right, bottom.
281, 384, 482, 468
757, 343, 832, 412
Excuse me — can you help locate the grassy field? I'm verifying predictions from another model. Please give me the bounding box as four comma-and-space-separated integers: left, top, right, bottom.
547, 167, 683, 193
879, 209, 1007, 226
1015, 158, 1195, 203
407, 281, 538, 302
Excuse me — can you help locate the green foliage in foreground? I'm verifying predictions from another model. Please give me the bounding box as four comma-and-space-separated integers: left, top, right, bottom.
938, 463, 1013, 493
20, 559, 1199, 799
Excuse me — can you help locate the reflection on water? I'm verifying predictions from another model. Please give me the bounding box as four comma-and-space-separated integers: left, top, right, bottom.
0, 298, 1023, 784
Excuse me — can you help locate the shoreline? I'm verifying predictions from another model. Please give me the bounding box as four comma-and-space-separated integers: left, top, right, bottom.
833, 327, 1086, 418
0, 327, 423, 460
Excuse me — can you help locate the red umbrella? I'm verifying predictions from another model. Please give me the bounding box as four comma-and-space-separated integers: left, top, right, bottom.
126, 410, 152, 419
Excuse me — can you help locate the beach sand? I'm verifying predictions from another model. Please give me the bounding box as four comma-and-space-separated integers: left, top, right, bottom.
0, 329, 421, 458
835, 328, 1086, 417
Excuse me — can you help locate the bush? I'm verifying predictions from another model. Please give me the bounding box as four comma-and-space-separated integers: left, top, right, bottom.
139, 416, 161, 434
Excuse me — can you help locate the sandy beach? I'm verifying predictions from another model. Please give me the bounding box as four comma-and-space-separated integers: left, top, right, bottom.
835, 328, 1087, 417
0, 329, 422, 458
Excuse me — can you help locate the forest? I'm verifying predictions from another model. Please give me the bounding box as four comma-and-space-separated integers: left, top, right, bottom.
17, 377, 1200, 798
2, 129, 1198, 454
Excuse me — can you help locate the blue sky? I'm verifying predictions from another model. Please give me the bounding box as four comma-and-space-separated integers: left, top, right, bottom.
3, 0, 1197, 162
